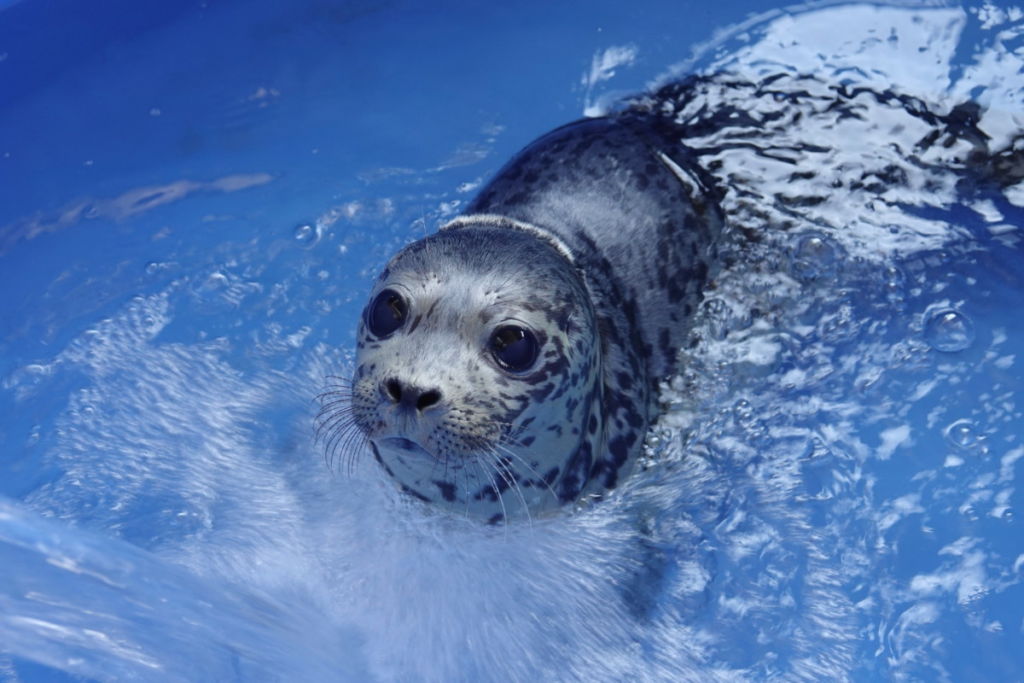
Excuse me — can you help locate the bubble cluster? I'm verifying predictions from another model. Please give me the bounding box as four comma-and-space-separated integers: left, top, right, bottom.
703, 298, 732, 341
701, 297, 752, 340
883, 265, 906, 304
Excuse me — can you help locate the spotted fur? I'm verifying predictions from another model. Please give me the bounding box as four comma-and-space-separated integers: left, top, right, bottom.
348, 111, 721, 523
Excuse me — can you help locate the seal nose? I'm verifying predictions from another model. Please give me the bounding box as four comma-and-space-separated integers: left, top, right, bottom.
383, 378, 442, 412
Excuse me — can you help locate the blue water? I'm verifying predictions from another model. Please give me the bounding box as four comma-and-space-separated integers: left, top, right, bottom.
1, 0, 1023, 680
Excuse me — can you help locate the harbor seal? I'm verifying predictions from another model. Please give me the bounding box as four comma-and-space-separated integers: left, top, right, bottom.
331, 71, 1022, 524
345, 114, 722, 523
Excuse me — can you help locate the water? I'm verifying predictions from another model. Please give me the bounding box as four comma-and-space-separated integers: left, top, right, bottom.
1, 0, 1023, 680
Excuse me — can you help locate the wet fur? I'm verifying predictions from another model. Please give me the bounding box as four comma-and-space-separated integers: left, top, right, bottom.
343, 115, 721, 522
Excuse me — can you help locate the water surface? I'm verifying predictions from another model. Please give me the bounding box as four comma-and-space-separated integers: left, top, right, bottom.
1, 1, 1023, 680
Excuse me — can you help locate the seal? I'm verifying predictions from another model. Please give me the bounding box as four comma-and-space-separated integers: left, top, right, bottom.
346, 114, 722, 523
327, 70, 1024, 524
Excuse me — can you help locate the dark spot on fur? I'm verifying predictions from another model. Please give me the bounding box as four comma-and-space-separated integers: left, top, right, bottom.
558, 441, 593, 502
401, 485, 430, 503
616, 371, 633, 390
371, 444, 396, 478
434, 480, 456, 502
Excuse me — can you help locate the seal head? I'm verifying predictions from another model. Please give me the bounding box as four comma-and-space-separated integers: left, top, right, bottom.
352, 226, 603, 522
349, 115, 720, 522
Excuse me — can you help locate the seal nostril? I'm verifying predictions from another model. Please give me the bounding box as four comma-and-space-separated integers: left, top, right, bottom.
417, 389, 441, 411
385, 378, 402, 403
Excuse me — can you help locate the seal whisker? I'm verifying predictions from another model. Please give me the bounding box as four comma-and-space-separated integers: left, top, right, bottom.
472, 455, 512, 530
463, 458, 481, 521
314, 407, 356, 446
315, 397, 355, 414
499, 450, 536, 528
314, 409, 354, 439
320, 414, 366, 475
313, 411, 343, 447
482, 446, 533, 528
315, 379, 354, 401
464, 462, 475, 520
315, 386, 353, 398
322, 419, 352, 470
336, 419, 370, 477
493, 441, 560, 505
489, 425, 557, 490
427, 447, 450, 488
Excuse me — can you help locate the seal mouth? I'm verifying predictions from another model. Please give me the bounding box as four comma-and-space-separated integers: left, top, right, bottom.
377, 436, 436, 460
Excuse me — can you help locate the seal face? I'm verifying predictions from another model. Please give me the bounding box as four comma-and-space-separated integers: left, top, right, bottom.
351, 227, 602, 522
349, 114, 722, 522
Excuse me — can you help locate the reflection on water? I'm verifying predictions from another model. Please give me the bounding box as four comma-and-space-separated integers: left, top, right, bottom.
1, 1, 1023, 680
0, 174, 274, 256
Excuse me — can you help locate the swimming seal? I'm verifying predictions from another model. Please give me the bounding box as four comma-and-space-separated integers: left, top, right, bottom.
346, 113, 721, 523
339, 70, 1023, 523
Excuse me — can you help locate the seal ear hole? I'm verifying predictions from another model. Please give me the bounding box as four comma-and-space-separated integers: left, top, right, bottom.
367, 289, 407, 338
490, 325, 539, 373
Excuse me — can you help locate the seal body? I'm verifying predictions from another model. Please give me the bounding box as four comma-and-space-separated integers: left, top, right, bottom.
350, 113, 721, 522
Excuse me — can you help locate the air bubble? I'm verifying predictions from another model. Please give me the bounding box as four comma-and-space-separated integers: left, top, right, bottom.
144, 261, 167, 275
733, 398, 757, 427
883, 265, 905, 303
733, 398, 752, 415
924, 308, 975, 352
944, 419, 979, 450
190, 271, 232, 314
200, 271, 228, 293
293, 223, 320, 247
790, 233, 836, 281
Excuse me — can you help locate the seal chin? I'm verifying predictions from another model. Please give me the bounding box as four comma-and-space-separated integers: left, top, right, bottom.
375, 436, 436, 461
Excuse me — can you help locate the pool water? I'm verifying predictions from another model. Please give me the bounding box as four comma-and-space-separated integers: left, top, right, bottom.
1, 0, 1023, 680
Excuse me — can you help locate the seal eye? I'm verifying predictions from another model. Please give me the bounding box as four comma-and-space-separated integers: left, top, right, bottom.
366, 289, 407, 338
490, 325, 539, 372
